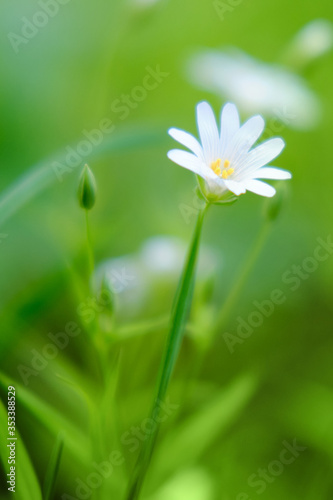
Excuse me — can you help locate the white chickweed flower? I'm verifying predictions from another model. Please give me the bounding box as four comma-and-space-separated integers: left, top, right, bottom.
168, 102, 291, 201
187, 50, 321, 130
286, 19, 333, 68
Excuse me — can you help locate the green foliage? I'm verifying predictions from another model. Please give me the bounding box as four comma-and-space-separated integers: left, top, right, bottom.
1, 0, 333, 498
43, 433, 64, 500
0, 400, 42, 500
0, 373, 90, 465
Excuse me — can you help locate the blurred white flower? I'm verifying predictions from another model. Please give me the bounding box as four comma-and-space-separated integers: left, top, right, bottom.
187, 49, 321, 130
286, 19, 333, 67
95, 255, 148, 318
168, 101, 291, 199
140, 236, 185, 276
96, 236, 219, 318
140, 236, 219, 278
131, 0, 164, 9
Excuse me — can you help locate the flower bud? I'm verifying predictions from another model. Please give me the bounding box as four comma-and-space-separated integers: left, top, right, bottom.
78, 164, 97, 210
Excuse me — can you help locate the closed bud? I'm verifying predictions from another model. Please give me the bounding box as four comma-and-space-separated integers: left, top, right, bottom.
78, 164, 97, 210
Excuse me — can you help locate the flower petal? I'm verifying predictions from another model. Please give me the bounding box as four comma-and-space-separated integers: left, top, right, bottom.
167, 149, 216, 179
253, 167, 292, 180
224, 179, 246, 196
220, 103, 240, 155
235, 115, 265, 151
196, 101, 219, 164
227, 115, 265, 165
243, 179, 276, 197
239, 138, 285, 176
168, 128, 204, 159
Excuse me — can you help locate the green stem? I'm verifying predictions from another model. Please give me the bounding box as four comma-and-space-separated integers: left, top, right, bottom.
84, 209, 105, 371
125, 204, 208, 500
83, 208, 110, 482
180, 220, 272, 410
85, 209, 95, 282
214, 220, 272, 335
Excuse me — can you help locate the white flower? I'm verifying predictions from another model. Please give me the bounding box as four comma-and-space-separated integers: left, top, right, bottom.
131, 0, 164, 9
140, 236, 219, 277
167, 102, 291, 199
286, 19, 333, 67
95, 255, 148, 318
186, 49, 321, 130
95, 236, 220, 318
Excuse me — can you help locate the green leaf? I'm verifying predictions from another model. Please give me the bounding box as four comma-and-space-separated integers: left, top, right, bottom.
152, 373, 259, 483
43, 433, 65, 500
0, 399, 42, 499
148, 467, 213, 500
112, 315, 169, 342
282, 382, 333, 459
0, 373, 89, 465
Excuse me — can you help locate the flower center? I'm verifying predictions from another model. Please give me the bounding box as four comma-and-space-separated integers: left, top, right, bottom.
210, 158, 234, 179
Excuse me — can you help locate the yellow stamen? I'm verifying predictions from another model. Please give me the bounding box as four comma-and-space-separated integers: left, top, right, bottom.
222, 167, 234, 180
211, 158, 222, 176
211, 158, 234, 179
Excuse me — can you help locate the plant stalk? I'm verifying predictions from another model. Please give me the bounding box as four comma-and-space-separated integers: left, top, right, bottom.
125, 204, 208, 500
214, 219, 272, 335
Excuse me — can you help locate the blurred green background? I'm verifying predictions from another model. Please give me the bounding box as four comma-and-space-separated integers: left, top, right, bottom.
1, 0, 333, 498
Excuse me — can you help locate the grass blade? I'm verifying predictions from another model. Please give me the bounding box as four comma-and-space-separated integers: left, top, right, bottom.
43, 432, 65, 500
0, 399, 42, 499
152, 373, 259, 483
0, 372, 89, 464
